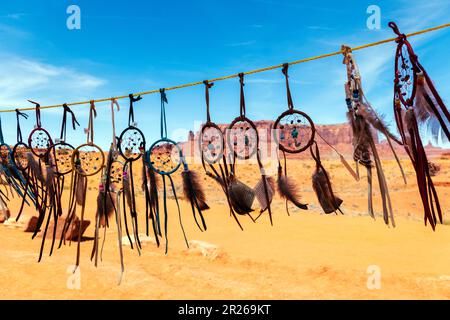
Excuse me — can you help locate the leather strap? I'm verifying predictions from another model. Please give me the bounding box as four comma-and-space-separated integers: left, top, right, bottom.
61, 103, 80, 141
281, 63, 294, 110
15, 109, 28, 143
238, 73, 246, 117
128, 93, 142, 127
203, 80, 214, 123
87, 101, 97, 144
160, 89, 168, 139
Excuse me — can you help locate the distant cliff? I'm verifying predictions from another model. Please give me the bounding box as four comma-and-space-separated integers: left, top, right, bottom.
180, 121, 445, 159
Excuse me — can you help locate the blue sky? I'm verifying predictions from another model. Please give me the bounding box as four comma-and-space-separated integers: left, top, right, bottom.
0, 0, 449, 148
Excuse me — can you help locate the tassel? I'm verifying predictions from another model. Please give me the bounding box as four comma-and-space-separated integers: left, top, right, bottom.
277, 166, 307, 210
228, 175, 255, 215
254, 176, 275, 212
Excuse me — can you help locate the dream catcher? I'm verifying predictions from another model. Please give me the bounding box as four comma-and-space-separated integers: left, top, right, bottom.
343, 45, 405, 226
25, 101, 62, 261
89, 99, 127, 283
68, 101, 105, 268
272, 64, 312, 214
199, 80, 243, 230
223, 73, 274, 224
12, 109, 39, 222
147, 89, 208, 254
389, 22, 449, 229
0, 114, 28, 221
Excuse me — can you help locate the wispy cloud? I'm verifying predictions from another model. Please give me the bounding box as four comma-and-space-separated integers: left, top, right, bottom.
0, 53, 106, 108
225, 40, 257, 47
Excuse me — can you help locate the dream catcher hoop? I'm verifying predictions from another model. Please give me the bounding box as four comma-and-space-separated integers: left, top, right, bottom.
71, 102, 105, 177
27, 101, 53, 159
199, 81, 243, 229
47, 104, 79, 176
224, 73, 274, 225
389, 21, 449, 229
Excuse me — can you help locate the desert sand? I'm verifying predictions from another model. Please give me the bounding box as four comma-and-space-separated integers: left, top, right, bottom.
1, 156, 450, 300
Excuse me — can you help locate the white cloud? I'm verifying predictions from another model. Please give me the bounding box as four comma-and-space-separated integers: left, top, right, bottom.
0, 54, 106, 108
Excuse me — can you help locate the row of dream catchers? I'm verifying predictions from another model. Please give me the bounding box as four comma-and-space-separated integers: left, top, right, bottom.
0, 21, 449, 282
199, 66, 344, 232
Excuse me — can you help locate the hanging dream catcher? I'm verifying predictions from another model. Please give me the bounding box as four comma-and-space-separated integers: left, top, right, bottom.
68, 101, 105, 269
389, 21, 449, 229
199, 80, 243, 230
147, 89, 208, 254
343, 45, 405, 226
89, 99, 127, 283
225, 73, 274, 224
12, 109, 40, 222
24, 101, 64, 262
272, 64, 312, 214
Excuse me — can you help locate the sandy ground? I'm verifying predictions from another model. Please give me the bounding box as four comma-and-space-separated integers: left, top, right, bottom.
1, 157, 450, 300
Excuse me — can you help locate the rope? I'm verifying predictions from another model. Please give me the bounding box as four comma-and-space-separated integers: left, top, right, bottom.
0, 22, 449, 113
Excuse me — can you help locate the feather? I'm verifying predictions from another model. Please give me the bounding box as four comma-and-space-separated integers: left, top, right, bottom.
358, 102, 403, 145
312, 166, 343, 214
27, 152, 44, 183
182, 169, 209, 211
75, 173, 87, 206
123, 169, 133, 212
148, 165, 160, 212
45, 164, 55, 201
414, 72, 450, 144
228, 176, 255, 215
277, 168, 307, 210
96, 184, 115, 227
253, 176, 275, 212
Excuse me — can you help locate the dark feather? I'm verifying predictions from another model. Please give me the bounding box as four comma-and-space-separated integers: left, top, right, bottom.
358, 102, 402, 145
312, 166, 343, 214
27, 153, 44, 183
228, 176, 255, 215
253, 176, 275, 212
182, 169, 209, 211
277, 171, 307, 210
148, 165, 159, 212
75, 174, 87, 206
123, 169, 132, 211
414, 72, 450, 144
96, 186, 115, 227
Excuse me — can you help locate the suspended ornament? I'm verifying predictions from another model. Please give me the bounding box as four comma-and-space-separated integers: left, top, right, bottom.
272, 64, 312, 214
389, 21, 449, 229
199, 80, 243, 230
68, 101, 105, 269
225, 73, 273, 224
343, 45, 405, 226
147, 89, 208, 254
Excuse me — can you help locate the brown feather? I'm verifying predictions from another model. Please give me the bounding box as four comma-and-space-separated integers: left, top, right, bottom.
277, 169, 307, 210
182, 169, 209, 211
228, 176, 255, 215
27, 153, 44, 183
75, 173, 87, 206
96, 186, 115, 227
253, 176, 275, 212
312, 166, 343, 214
